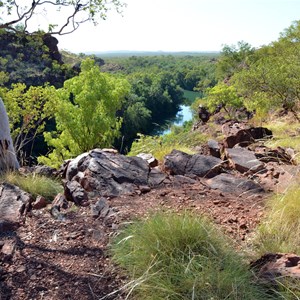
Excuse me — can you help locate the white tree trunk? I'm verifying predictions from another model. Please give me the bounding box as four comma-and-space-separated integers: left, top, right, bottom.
0, 97, 19, 174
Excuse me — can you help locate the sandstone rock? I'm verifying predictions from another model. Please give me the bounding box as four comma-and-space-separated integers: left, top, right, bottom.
207, 139, 221, 158
251, 253, 300, 283
173, 175, 197, 185
164, 149, 223, 178
0, 183, 33, 231
206, 173, 264, 194
139, 185, 151, 193
52, 193, 68, 211
221, 121, 249, 137
63, 149, 166, 198
64, 181, 89, 206
1, 240, 15, 260
137, 153, 158, 168
31, 196, 49, 210
254, 146, 295, 165
33, 165, 56, 177
225, 148, 264, 173
91, 198, 109, 218
257, 162, 300, 193
223, 126, 272, 148
148, 167, 166, 187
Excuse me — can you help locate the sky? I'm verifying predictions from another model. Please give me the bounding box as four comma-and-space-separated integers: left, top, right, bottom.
31, 0, 300, 53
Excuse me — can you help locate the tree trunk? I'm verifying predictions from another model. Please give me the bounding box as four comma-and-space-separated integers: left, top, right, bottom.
0, 97, 19, 174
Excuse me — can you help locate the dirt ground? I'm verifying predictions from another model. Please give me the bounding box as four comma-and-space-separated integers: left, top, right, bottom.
0, 175, 268, 300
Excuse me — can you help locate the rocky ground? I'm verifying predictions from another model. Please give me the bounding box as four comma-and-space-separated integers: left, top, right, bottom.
0, 118, 299, 299
0, 179, 267, 300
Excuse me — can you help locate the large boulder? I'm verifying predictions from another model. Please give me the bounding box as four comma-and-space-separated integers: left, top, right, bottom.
63, 149, 166, 198
224, 148, 264, 173
164, 149, 224, 178
0, 183, 33, 231
206, 173, 264, 194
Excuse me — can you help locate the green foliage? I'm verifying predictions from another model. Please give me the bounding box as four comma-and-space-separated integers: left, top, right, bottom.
128, 123, 207, 161
117, 70, 186, 151
1, 172, 62, 201
0, 1, 126, 35
38, 59, 130, 168
128, 133, 195, 161
216, 41, 255, 80
0, 30, 76, 88
205, 82, 243, 118
103, 54, 218, 93
0, 83, 57, 162
255, 185, 300, 255
232, 21, 300, 117
112, 212, 269, 300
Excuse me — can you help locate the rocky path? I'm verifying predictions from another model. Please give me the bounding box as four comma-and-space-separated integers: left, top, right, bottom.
0, 178, 267, 300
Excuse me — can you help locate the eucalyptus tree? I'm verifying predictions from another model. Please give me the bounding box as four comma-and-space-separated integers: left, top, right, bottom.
0, 97, 19, 173
233, 21, 300, 119
0, 0, 126, 35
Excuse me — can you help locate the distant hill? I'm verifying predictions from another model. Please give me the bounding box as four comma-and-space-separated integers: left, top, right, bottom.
83, 50, 220, 58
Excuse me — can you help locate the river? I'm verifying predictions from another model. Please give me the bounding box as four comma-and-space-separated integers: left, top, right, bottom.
161, 105, 193, 135
159, 90, 201, 135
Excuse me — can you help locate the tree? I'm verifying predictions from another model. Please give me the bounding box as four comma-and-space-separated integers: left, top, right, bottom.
0, 0, 126, 35
0, 97, 19, 173
205, 82, 243, 119
38, 59, 130, 167
216, 41, 255, 80
233, 21, 300, 119
0, 83, 57, 163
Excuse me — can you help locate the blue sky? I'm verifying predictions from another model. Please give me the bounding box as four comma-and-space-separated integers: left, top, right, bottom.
54, 0, 300, 53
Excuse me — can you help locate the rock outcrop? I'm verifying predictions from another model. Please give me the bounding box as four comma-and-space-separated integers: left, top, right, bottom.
164, 149, 224, 178
251, 253, 300, 282
63, 148, 166, 199
207, 173, 264, 194
0, 183, 33, 231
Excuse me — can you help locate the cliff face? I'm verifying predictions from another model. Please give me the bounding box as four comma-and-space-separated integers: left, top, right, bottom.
0, 30, 75, 88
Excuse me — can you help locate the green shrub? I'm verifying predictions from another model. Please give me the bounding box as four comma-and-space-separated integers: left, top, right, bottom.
112, 212, 269, 299
1, 172, 63, 201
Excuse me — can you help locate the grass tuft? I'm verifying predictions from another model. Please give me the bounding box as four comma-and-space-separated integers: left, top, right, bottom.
1, 172, 63, 201
111, 212, 269, 299
255, 185, 300, 255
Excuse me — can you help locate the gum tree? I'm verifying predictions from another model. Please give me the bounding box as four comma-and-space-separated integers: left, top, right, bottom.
0, 0, 126, 35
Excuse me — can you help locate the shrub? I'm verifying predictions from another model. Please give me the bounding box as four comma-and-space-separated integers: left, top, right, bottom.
112, 212, 269, 299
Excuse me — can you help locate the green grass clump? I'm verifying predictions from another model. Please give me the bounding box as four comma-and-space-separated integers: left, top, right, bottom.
1, 172, 63, 201
255, 185, 300, 255
253, 185, 300, 298
112, 212, 269, 300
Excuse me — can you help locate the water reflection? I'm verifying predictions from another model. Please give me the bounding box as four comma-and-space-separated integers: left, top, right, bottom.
159, 105, 193, 135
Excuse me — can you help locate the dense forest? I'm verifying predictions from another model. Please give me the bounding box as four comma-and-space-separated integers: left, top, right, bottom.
0, 30, 218, 166
1, 19, 300, 167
